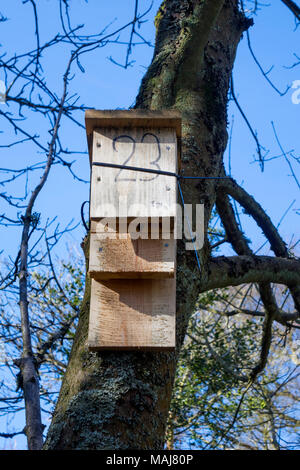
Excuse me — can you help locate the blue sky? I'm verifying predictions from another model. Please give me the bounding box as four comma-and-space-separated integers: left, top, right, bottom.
0, 0, 299, 450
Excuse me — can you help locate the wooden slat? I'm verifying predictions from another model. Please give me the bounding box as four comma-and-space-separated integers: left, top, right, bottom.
89, 231, 175, 279
85, 109, 182, 166
90, 219, 175, 234
90, 127, 178, 220
88, 278, 176, 350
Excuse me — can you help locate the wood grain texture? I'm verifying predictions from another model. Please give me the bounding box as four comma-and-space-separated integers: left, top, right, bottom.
88, 278, 176, 350
90, 218, 175, 234
85, 109, 182, 165
90, 127, 178, 220
89, 231, 176, 279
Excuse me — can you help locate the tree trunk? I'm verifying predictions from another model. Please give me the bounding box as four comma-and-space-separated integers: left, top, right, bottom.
45, 0, 251, 450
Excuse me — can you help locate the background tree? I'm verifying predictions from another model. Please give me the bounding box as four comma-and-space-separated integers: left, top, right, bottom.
166, 283, 300, 450
0, 252, 83, 446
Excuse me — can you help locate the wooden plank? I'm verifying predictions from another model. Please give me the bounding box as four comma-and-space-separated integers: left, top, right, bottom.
88, 278, 176, 350
89, 231, 175, 279
85, 109, 182, 166
90, 127, 178, 220
90, 218, 175, 234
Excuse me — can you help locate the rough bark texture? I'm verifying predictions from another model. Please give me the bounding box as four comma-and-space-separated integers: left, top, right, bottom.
45, 0, 250, 450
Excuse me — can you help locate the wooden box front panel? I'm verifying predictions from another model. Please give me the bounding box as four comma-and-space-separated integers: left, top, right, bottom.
88, 278, 176, 350
90, 127, 177, 220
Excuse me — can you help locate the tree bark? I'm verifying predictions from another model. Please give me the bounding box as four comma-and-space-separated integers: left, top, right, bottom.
45, 0, 251, 450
